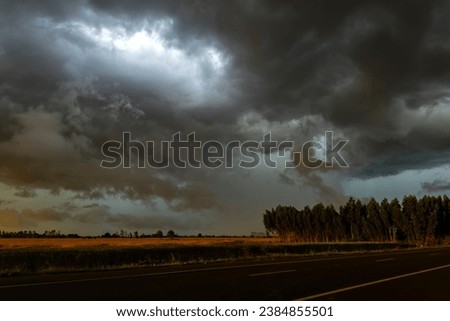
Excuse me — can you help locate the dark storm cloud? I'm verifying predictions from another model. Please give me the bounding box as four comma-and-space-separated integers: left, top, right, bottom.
0, 207, 70, 228
0, 0, 449, 228
278, 173, 295, 186
0, 199, 14, 206
357, 151, 450, 178
422, 180, 450, 193
63, 203, 206, 232
0, 203, 203, 232
14, 188, 37, 198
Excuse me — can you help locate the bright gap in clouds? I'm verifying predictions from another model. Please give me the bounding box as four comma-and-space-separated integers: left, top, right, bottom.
71, 18, 230, 107
312, 133, 326, 162
81, 19, 172, 54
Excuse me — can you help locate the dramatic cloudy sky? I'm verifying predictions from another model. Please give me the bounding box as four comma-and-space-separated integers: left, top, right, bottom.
0, 0, 449, 235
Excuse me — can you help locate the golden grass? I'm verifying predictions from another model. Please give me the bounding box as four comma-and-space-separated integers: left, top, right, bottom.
0, 237, 281, 249
0, 239, 413, 275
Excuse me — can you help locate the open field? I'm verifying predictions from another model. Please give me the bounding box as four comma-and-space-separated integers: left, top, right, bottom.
0, 237, 281, 249
0, 238, 415, 276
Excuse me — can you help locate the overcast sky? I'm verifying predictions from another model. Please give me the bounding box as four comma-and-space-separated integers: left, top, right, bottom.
0, 0, 449, 235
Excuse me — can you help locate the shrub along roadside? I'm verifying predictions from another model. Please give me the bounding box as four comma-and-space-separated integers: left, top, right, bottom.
0, 242, 413, 276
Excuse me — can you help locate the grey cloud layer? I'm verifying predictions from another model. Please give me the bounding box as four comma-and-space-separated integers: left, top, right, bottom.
0, 0, 449, 232
0, 204, 204, 232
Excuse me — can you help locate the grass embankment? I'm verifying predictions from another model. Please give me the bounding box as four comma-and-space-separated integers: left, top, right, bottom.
0, 238, 414, 276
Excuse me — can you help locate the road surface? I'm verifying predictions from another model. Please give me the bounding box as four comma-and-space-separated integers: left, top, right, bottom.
0, 247, 449, 300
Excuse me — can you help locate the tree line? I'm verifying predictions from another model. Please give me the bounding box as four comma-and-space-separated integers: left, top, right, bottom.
0, 229, 179, 239
263, 195, 450, 245
0, 230, 79, 238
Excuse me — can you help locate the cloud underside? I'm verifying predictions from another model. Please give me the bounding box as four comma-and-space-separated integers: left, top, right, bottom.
0, 0, 449, 232
0, 205, 204, 233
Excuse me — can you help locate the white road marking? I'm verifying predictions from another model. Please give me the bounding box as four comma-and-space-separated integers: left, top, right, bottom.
295, 264, 450, 301
376, 258, 394, 262
250, 269, 296, 277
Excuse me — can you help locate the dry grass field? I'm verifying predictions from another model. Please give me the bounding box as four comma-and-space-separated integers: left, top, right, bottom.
0, 238, 413, 276
0, 237, 280, 250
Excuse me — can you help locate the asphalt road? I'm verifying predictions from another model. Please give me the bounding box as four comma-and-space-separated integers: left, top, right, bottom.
0, 247, 449, 300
